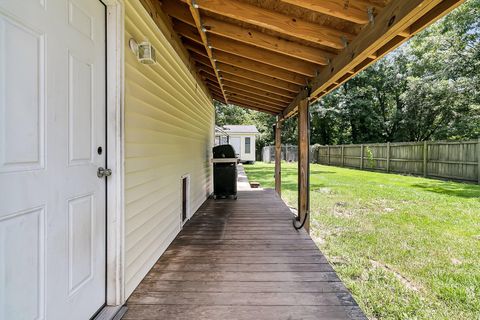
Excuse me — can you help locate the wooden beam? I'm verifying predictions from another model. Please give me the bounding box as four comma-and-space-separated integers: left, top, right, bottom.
219, 75, 296, 99
216, 63, 301, 93
279, 0, 371, 24
200, 17, 333, 65
221, 80, 292, 103
224, 86, 290, 106
185, 0, 228, 102
174, 20, 203, 45
164, 2, 334, 65
201, 72, 221, 84
198, 65, 216, 78
281, 0, 465, 119
226, 91, 287, 109
189, 51, 213, 68
227, 98, 281, 114
280, 88, 309, 120
184, 42, 209, 58
274, 121, 282, 196
210, 93, 226, 103
208, 34, 320, 76
308, 0, 464, 100
226, 96, 285, 112
207, 83, 223, 94
297, 98, 310, 233
161, 0, 194, 24
214, 51, 308, 85
182, 0, 354, 49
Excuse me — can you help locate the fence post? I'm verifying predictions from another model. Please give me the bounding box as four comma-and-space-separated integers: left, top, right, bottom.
360, 144, 364, 169
386, 142, 390, 173
327, 145, 330, 165
341, 145, 345, 167
423, 140, 428, 177
477, 137, 480, 184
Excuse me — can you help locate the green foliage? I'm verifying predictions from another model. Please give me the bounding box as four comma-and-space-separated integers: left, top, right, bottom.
244, 162, 480, 319
364, 146, 375, 168
215, 0, 479, 151
312, 0, 480, 144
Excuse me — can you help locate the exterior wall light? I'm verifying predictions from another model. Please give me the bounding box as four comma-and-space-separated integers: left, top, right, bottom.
129, 38, 156, 65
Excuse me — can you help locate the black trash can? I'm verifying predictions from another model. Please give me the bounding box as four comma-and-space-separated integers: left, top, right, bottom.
212, 145, 237, 199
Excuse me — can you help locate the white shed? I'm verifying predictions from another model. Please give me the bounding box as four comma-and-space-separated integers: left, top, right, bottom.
216, 125, 259, 163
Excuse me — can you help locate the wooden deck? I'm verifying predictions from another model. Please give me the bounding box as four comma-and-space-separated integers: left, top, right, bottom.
123, 190, 366, 320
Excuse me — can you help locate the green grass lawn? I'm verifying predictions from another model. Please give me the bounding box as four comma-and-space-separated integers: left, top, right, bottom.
244, 162, 480, 320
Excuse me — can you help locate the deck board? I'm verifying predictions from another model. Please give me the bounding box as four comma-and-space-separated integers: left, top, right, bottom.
124, 189, 365, 320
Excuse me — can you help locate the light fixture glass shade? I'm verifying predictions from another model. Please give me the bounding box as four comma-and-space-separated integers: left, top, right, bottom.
138, 41, 156, 64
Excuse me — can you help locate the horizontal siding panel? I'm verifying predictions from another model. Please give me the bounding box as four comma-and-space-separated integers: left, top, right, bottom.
124, 0, 214, 298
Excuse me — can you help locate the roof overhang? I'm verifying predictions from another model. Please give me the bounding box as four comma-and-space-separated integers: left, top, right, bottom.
150, 0, 465, 117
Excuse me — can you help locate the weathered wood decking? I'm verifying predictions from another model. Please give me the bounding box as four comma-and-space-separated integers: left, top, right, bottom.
123, 190, 366, 320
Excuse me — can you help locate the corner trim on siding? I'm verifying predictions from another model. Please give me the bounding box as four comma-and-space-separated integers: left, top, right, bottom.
102, 0, 126, 306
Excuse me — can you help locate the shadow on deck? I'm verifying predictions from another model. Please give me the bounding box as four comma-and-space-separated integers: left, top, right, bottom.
123, 189, 366, 320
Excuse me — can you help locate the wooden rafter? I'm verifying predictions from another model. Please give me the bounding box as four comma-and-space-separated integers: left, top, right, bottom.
188, 51, 215, 69
224, 86, 290, 106
159, 0, 465, 117
213, 51, 308, 85
219, 74, 297, 99
221, 81, 292, 103
201, 17, 334, 65
220, 96, 281, 113
174, 20, 204, 45
278, 0, 374, 24
208, 34, 319, 76
216, 63, 301, 93
180, 0, 355, 49
282, 0, 465, 119
185, 0, 228, 103
163, 1, 334, 65
178, 21, 320, 76
227, 91, 287, 108
201, 66, 298, 98
227, 98, 283, 113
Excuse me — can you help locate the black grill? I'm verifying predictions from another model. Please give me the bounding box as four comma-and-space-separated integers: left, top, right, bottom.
212, 145, 237, 199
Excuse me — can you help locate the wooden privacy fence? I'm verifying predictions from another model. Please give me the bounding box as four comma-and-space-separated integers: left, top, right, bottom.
263, 139, 480, 183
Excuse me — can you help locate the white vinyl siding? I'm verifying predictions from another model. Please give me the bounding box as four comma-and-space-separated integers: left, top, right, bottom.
124, 0, 214, 297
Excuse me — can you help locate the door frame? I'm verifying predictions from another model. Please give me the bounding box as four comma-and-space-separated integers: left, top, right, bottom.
102, 0, 126, 306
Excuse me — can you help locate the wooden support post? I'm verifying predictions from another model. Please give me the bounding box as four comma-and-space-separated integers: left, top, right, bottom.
360, 144, 364, 169
274, 121, 282, 196
423, 140, 428, 177
386, 142, 390, 173
297, 98, 310, 233
327, 145, 330, 165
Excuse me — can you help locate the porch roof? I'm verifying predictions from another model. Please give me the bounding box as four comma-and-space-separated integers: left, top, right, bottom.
153, 0, 463, 118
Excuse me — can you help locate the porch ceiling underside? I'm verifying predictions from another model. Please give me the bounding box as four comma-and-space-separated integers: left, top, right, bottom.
159, 0, 464, 117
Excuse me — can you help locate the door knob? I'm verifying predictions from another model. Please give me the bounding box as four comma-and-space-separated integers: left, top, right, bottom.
97, 167, 112, 178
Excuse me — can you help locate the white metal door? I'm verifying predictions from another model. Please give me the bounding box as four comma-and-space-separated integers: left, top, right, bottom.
0, 0, 107, 319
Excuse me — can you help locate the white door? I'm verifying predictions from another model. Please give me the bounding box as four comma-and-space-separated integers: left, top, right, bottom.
0, 0, 107, 319
230, 137, 241, 158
